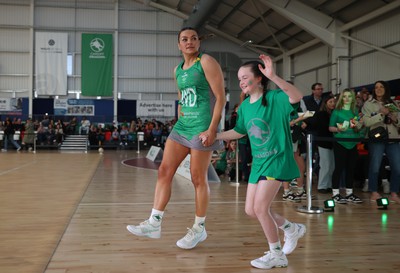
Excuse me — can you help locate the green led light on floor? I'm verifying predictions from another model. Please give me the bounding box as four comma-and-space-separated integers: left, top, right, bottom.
376, 198, 389, 210
324, 199, 335, 212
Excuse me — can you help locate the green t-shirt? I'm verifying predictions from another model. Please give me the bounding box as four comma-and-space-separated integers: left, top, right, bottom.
329, 108, 360, 149
172, 53, 215, 140
215, 150, 227, 172
234, 89, 300, 182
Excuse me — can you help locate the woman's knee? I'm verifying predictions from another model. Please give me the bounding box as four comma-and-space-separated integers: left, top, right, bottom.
245, 206, 257, 218
158, 163, 177, 179
190, 170, 207, 187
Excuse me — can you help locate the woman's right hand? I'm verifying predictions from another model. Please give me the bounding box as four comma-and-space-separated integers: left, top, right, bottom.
380, 106, 390, 115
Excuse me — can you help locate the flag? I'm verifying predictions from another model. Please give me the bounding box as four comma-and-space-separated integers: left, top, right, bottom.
35, 32, 68, 95
81, 33, 113, 96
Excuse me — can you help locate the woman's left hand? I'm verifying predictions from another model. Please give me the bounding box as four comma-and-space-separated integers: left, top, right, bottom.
258, 54, 276, 79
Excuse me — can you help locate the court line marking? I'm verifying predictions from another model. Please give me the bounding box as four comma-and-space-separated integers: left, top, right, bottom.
0, 161, 37, 175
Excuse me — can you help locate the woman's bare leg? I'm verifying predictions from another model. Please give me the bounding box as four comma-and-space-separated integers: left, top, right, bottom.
153, 139, 190, 210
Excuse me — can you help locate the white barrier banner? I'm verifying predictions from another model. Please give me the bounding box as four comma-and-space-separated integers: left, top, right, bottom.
137, 100, 175, 117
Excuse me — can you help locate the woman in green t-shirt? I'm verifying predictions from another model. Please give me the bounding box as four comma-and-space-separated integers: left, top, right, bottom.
329, 89, 364, 204
216, 54, 306, 270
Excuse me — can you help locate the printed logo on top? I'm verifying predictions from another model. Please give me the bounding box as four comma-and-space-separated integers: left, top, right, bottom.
39, 38, 62, 53
247, 118, 271, 146
89, 38, 106, 59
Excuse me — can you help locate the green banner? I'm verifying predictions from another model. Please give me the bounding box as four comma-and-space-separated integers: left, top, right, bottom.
81, 33, 113, 96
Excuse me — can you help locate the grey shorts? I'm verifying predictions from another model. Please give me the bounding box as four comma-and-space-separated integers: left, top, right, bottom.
168, 130, 224, 151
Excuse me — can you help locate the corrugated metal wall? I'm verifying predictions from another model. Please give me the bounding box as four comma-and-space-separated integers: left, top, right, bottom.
0, 0, 399, 105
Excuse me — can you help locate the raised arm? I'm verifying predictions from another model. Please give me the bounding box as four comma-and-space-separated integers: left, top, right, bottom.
258, 54, 303, 104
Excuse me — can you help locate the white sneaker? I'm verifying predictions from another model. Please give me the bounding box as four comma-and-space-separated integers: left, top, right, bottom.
282, 223, 306, 255
126, 220, 161, 239
251, 251, 288, 269
362, 179, 369, 192
176, 227, 207, 249
382, 179, 390, 194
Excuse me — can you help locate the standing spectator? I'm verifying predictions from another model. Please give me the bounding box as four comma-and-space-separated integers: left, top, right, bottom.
229, 103, 239, 129
301, 83, 326, 175
361, 80, 400, 204
216, 55, 305, 269
226, 140, 241, 181
111, 127, 120, 144
151, 122, 162, 146
211, 144, 228, 177
120, 125, 129, 146
54, 123, 64, 145
2, 118, 21, 152
97, 124, 105, 147
22, 118, 35, 151
66, 116, 77, 135
314, 95, 336, 193
329, 89, 364, 204
301, 83, 324, 113
126, 27, 225, 250
79, 116, 91, 135
88, 125, 98, 146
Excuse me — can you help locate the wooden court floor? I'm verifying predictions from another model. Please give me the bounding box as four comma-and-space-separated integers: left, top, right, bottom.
1, 149, 399, 273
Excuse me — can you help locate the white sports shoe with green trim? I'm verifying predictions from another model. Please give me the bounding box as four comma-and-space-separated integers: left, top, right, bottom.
251, 251, 288, 269
176, 227, 207, 249
126, 220, 161, 239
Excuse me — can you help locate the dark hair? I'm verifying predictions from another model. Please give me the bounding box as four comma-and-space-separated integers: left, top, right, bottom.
240, 61, 270, 107
373, 80, 392, 104
178, 27, 198, 41
311, 82, 323, 90
319, 94, 335, 113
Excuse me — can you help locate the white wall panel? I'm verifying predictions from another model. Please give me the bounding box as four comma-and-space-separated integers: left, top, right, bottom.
0, 29, 31, 51
156, 34, 179, 55
119, 10, 157, 30
292, 45, 331, 94
0, 4, 31, 26
156, 57, 181, 79
119, 79, 156, 93
76, 8, 114, 30
119, 33, 157, 55
157, 12, 182, 32
0, 76, 30, 91
119, 56, 156, 78
35, 7, 75, 28
0, 52, 30, 74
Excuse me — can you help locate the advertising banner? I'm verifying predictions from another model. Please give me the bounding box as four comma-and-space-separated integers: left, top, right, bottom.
35, 32, 68, 95
136, 100, 175, 117
54, 99, 94, 116
81, 33, 113, 97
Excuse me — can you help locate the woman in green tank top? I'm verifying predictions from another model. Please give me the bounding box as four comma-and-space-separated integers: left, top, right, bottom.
126, 27, 226, 250
216, 55, 306, 269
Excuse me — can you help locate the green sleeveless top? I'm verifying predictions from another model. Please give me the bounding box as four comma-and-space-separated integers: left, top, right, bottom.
173, 53, 215, 140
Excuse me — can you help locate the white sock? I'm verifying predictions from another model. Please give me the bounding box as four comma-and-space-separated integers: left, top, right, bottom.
332, 189, 339, 196
279, 219, 295, 234
149, 208, 164, 226
346, 188, 353, 196
269, 241, 283, 255
193, 215, 206, 232
284, 188, 290, 194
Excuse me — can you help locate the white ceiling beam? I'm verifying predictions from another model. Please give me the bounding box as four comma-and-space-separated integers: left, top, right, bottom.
259, 0, 340, 46
341, 0, 400, 32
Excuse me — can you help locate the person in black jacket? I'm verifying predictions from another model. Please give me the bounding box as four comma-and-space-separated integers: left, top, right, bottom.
313, 95, 336, 193
2, 118, 21, 152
